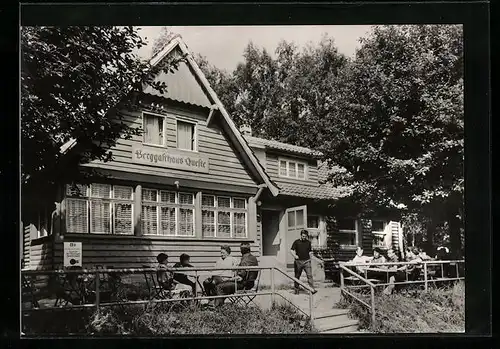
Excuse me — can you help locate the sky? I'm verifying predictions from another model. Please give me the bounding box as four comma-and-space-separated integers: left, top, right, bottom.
136, 25, 373, 71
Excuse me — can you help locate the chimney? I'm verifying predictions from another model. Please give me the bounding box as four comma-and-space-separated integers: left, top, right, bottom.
240, 125, 252, 137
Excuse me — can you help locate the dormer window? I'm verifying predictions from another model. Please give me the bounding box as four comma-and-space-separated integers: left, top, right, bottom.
279, 158, 307, 180
143, 112, 166, 146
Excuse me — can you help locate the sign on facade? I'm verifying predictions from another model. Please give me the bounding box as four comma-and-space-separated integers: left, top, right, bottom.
131, 145, 209, 173
64, 242, 82, 267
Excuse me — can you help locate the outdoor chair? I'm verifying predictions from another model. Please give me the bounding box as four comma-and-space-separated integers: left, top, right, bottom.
142, 265, 193, 310
228, 270, 261, 307
21, 274, 40, 309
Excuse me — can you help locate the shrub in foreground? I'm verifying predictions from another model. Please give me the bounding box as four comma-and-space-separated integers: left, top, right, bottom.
337, 281, 465, 333
25, 302, 315, 335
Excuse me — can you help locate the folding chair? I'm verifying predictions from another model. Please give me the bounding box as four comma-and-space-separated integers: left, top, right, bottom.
142, 265, 169, 301
229, 270, 261, 307
22, 274, 40, 309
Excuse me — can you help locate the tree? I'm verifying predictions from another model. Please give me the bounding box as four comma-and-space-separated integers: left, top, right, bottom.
320, 25, 464, 254
198, 36, 348, 148
21, 26, 181, 197
151, 26, 178, 57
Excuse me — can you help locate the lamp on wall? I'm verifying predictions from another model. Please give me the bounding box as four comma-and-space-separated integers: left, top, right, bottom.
174, 181, 180, 189
257, 200, 262, 206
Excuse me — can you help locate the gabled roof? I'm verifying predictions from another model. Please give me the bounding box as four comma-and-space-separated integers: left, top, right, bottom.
61, 36, 279, 197
243, 135, 322, 157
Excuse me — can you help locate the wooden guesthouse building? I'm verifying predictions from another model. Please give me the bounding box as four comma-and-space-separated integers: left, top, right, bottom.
22, 36, 403, 276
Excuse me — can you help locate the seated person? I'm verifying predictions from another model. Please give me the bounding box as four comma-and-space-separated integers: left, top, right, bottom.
156, 253, 174, 291
214, 243, 258, 307
349, 247, 372, 274
405, 247, 423, 281
172, 253, 197, 294
384, 248, 408, 294
203, 245, 239, 296
366, 247, 388, 282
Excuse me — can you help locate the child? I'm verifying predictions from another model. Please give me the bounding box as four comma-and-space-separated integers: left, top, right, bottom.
156, 253, 174, 290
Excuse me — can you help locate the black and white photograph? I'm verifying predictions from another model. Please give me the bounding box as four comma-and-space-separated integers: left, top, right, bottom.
20, 18, 471, 336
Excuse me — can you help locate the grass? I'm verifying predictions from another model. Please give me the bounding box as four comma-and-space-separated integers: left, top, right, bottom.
23, 302, 316, 335
336, 281, 465, 333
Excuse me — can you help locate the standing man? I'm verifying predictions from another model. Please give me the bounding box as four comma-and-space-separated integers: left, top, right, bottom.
290, 230, 317, 295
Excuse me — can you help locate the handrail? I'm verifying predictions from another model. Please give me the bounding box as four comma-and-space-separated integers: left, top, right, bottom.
21, 265, 317, 322
273, 267, 316, 293
339, 259, 465, 326
21, 266, 269, 275
341, 259, 464, 268
340, 265, 376, 288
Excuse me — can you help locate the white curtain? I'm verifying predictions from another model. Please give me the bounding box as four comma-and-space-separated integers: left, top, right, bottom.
144, 115, 161, 145
177, 121, 193, 150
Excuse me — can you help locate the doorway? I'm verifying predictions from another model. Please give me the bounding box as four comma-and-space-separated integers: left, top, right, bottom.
262, 210, 281, 257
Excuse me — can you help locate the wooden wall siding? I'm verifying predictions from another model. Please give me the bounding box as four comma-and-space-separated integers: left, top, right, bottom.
23, 226, 31, 268
53, 221, 263, 269
29, 238, 53, 270
390, 221, 401, 252
84, 106, 257, 189
265, 152, 318, 184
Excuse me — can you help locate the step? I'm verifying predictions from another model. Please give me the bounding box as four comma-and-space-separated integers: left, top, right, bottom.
321, 324, 360, 334
314, 308, 350, 320
314, 317, 359, 332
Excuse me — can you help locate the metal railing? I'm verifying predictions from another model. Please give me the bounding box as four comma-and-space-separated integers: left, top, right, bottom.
339, 259, 465, 325
21, 265, 317, 323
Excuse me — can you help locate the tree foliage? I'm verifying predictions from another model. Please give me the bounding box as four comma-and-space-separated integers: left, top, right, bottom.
322, 25, 464, 214
197, 36, 348, 148
21, 26, 180, 193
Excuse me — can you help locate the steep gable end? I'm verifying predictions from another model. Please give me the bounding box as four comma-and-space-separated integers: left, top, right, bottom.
143, 47, 212, 108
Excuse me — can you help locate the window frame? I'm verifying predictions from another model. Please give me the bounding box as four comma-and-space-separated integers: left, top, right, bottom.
278, 157, 308, 180
371, 219, 388, 247
201, 194, 248, 239
141, 189, 196, 237
337, 218, 358, 247
65, 184, 135, 235
175, 117, 198, 152
142, 111, 167, 148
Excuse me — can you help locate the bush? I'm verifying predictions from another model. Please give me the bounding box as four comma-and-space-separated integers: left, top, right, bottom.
337, 281, 465, 333
25, 302, 315, 335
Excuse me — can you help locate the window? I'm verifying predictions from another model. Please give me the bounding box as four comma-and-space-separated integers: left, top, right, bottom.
337, 218, 357, 246
65, 184, 134, 235
372, 220, 387, 247
307, 215, 319, 229
201, 195, 247, 238
141, 189, 195, 237
177, 120, 196, 151
278, 158, 307, 180
143, 112, 165, 146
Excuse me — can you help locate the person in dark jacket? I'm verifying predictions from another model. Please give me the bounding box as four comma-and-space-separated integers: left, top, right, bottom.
214, 243, 258, 306
290, 230, 317, 295
172, 253, 196, 294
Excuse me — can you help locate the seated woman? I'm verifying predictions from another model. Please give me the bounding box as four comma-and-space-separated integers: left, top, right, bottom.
172, 253, 197, 294
203, 245, 239, 296
405, 247, 423, 281
156, 253, 174, 291
156, 253, 192, 295
366, 247, 388, 282
349, 247, 372, 274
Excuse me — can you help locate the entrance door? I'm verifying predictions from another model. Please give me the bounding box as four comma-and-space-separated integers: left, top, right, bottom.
262, 210, 281, 257
285, 205, 308, 266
